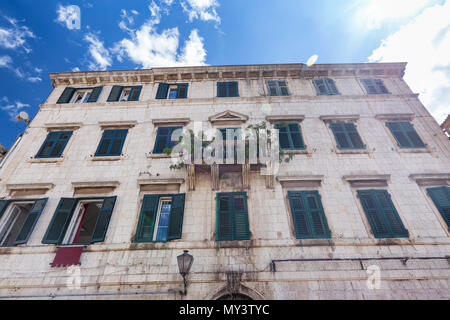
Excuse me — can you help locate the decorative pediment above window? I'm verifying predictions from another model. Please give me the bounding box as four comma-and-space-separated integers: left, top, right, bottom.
375, 113, 414, 121
6, 183, 54, 197
138, 178, 185, 192
152, 118, 190, 126
72, 181, 120, 196
98, 121, 137, 129
319, 115, 360, 122
409, 173, 450, 187
208, 110, 249, 125
276, 175, 323, 188
44, 122, 83, 131
265, 115, 305, 124
343, 174, 390, 188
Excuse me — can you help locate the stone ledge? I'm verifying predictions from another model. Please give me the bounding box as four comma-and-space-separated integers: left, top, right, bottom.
375, 113, 415, 121
44, 122, 83, 130
72, 181, 120, 189
27, 157, 64, 164
89, 156, 124, 161
320, 114, 360, 122
6, 183, 54, 192
98, 121, 137, 129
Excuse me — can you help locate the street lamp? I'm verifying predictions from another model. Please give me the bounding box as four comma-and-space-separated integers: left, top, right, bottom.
177, 250, 194, 295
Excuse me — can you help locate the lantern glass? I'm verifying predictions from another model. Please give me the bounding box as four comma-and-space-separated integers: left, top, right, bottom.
177, 250, 193, 276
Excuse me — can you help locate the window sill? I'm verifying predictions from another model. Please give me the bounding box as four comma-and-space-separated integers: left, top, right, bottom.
147, 153, 172, 159
281, 149, 309, 155
334, 148, 370, 155
397, 148, 432, 154
90, 155, 124, 161
28, 157, 64, 163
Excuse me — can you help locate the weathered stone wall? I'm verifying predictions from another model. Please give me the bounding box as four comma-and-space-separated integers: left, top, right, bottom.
0, 64, 449, 299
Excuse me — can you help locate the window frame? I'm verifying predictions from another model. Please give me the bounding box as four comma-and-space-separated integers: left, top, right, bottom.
313, 78, 340, 96
215, 192, 250, 241
94, 128, 129, 157
329, 121, 366, 150
266, 80, 290, 96
155, 83, 188, 99
152, 197, 172, 242
217, 82, 239, 98
35, 131, 73, 159
385, 121, 426, 149
360, 78, 390, 95
152, 126, 183, 154
274, 122, 306, 151
426, 186, 450, 232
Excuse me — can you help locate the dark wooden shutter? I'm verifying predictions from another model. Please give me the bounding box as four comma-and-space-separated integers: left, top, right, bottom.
374, 79, 389, 94
36, 132, 58, 158
361, 79, 378, 94
402, 122, 425, 148
95, 129, 128, 156
42, 198, 77, 244
358, 190, 389, 238
344, 123, 365, 149
376, 190, 408, 237
217, 82, 227, 97
177, 84, 188, 98
129, 86, 142, 101
91, 196, 117, 243
134, 195, 159, 242
288, 192, 311, 238
233, 193, 250, 240
267, 81, 278, 96
278, 80, 289, 96
49, 131, 72, 157
14, 198, 48, 245
167, 194, 186, 240
331, 122, 364, 149
313, 79, 328, 95
107, 86, 123, 102
156, 83, 169, 99
288, 124, 305, 149
387, 122, 424, 148
57, 87, 76, 104
0, 200, 9, 220
325, 78, 339, 95
87, 86, 103, 103
229, 82, 238, 97
330, 123, 350, 149
153, 127, 169, 154
216, 194, 233, 240
427, 186, 450, 229
305, 191, 330, 237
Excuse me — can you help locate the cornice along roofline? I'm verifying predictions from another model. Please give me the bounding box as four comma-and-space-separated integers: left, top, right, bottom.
48, 62, 408, 88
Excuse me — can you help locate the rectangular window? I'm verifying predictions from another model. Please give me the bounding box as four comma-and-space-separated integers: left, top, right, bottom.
217, 82, 239, 97
313, 78, 339, 96
287, 191, 331, 239
386, 122, 426, 148
274, 123, 306, 150
266, 80, 290, 96
42, 197, 116, 245
216, 192, 250, 241
107, 86, 142, 102
0, 198, 47, 246
95, 129, 128, 157
134, 194, 186, 243
153, 126, 182, 154
330, 122, 365, 149
57, 87, 102, 104
361, 79, 389, 94
357, 190, 409, 238
155, 83, 188, 99
36, 131, 72, 158
427, 186, 450, 230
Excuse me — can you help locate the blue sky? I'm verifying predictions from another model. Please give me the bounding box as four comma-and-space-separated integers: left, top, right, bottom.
0, 0, 449, 149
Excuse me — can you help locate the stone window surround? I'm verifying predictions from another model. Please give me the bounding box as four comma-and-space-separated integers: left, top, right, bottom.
409, 173, 450, 236
265, 115, 310, 156
147, 119, 190, 159
343, 174, 412, 241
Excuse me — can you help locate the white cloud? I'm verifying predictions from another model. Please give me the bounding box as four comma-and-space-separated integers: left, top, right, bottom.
0, 99, 30, 121
27, 76, 42, 83
72, 67, 81, 72
181, 0, 221, 24
0, 55, 12, 67
0, 15, 35, 53
355, 0, 439, 30
34, 67, 42, 73
56, 4, 81, 30
113, 3, 207, 68
84, 32, 112, 71
368, 0, 450, 124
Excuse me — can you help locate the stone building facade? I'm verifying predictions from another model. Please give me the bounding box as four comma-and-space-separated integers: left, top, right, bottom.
0, 63, 449, 300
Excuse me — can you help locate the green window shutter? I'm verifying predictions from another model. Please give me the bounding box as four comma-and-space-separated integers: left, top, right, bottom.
36, 131, 72, 158
156, 83, 169, 99
278, 80, 290, 96
267, 80, 278, 96
358, 190, 408, 238
229, 82, 239, 97
361, 79, 378, 94
216, 194, 233, 241
325, 78, 339, 95
153, 127, 181, 154
42, 198, 77, 244
91, 196, 116, 243
313, 78, 328, 96
275, 123, 305, 150
374, 79, 389, 94
288, 191, 330, 239
427, 186, 450, 229
87, 86, 103, 103
57, 87, 76, 104
0, 200, 10, 220
95, 129, 128, 156
330, 122, 364, 149
107, 86, 123, 102
232, 193, 250, 240
167, 194, 186, 240
217, 82, 227, 97
129, 86, 142, 101
134, 195, 159, 242
386, 122, 425, 148
14, 198, 48, 245
177, 84, 188, 99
